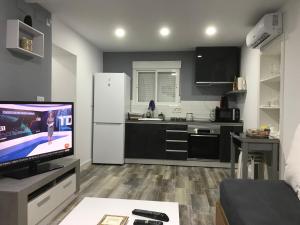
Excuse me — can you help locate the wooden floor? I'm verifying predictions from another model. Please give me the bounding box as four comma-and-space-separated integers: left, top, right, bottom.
51, 164, 230, 225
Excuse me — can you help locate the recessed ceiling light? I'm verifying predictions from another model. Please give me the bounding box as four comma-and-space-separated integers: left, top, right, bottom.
115, 28, 126, 38
205, 26, 217, 36
197, 55, 203, 58
159, 27, 170, 37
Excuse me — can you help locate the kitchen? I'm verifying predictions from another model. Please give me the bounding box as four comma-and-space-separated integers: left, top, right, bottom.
93, 47, 246, 166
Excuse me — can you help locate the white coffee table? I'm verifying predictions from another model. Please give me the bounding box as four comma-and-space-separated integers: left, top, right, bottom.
59, 197, 180, 225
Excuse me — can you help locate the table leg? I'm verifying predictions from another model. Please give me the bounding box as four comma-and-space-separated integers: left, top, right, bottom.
242, 143, 248, 179
272, 143, 279, 180
230, 135, 235, 178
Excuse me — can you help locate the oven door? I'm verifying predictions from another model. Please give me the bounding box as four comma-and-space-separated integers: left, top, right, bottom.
188, 133, 219, 159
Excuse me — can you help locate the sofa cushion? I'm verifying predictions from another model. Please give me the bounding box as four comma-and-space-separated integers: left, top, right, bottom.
284, 123, 300, 199
220, 179, 300, 225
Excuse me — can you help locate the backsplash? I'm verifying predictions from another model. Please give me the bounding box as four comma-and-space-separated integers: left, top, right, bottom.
131, 101, 220, 120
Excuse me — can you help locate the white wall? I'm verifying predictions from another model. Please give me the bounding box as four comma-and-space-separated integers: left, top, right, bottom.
281, 0, 300, 160
52, 16, 103, 166
240, 0, 300, 177
52, 45, 76, 102
238, 46, 260, 130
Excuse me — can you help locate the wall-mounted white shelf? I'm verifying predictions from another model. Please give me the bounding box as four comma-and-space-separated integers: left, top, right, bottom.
6, 19, 44, 58
259, 35, 283, 132
225, 90, 247, 96
260, 106, 280, 110
260, 75, 280, 83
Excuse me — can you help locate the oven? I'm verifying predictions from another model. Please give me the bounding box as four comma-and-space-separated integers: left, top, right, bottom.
188, 125, 220, 159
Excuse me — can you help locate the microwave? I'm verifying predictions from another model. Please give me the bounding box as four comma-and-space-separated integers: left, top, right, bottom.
211, 107, 240, 122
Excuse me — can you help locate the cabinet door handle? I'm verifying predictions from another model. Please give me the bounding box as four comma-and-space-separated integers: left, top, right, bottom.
166, 140, 188, 143
63, 181, 72, 189
37, 195, 50, 207
166, 130, 187, 133
166, 149, 187, 153
190, 134, 218, 138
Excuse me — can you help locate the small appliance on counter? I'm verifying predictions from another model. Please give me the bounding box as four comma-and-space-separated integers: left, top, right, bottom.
210, 107, 240, 122
186, 113, 194, 122
220, 95, 229, 109
158, 112, 165, 121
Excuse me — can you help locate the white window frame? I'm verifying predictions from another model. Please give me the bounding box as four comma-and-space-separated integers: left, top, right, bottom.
132, 61, 181, 106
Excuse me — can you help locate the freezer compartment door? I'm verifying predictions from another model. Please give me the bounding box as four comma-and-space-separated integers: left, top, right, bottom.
93, 123, 125, 164
94, 73, 125, 123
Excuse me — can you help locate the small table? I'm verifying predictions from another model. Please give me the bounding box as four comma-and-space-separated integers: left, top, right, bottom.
230, 133, 280, 179
59, 197, 180, 225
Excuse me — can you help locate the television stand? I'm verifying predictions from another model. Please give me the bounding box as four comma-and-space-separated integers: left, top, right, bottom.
0, 158, 80, 225
5, 162, 64, 179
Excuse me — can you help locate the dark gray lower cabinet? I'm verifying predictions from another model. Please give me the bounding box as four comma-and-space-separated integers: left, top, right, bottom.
165, 124, 188, 160
125, 123, 243, 162
219, 125, 243, 162
125, 123, 166, 159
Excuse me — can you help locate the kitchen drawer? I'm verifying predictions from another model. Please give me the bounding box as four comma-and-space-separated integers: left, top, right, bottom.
166, 130, 188, 140
28, 174, 76, 225
165, 124, 187, 130
166, 140, 188, 151
165, 150, 187, 160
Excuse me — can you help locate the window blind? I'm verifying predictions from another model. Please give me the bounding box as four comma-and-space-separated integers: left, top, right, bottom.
138, 71, 155, 102
157, 72, 176, 102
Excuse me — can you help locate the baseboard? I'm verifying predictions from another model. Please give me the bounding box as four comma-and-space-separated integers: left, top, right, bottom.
125, 158, 236, 168
80, 159, 92, 171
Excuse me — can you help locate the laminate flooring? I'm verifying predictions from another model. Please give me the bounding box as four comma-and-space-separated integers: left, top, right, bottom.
51, 164, 230, 225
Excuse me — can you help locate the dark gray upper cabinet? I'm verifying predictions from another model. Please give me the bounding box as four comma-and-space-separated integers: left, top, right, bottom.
195, 47, 241, 84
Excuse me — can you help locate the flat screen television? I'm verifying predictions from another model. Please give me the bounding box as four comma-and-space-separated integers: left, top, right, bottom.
0, 102, 74, 179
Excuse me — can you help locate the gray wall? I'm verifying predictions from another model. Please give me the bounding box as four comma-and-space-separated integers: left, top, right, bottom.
0, 0, 52, 101
103, 51, 231, 101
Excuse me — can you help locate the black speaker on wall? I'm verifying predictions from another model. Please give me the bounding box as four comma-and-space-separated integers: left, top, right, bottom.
24, 15, 32, 26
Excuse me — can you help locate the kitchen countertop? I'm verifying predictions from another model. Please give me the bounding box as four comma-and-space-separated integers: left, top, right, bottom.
126, 119, 244, 126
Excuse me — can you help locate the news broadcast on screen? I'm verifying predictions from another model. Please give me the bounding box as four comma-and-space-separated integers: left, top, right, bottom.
0, 104, 73, 165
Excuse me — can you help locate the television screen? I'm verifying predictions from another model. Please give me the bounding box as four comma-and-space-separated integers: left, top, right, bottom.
0, 103, 73, 169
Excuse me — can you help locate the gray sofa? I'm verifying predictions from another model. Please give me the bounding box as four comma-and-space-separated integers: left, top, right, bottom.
218, 179, 300, 225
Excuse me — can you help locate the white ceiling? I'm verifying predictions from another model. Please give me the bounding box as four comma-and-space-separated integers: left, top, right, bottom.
38, 0, 286, 52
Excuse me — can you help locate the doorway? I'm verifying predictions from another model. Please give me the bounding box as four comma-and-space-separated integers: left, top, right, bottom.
51, 45, 77, 102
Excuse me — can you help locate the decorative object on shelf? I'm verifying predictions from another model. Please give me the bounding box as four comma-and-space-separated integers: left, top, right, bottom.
20, 37, 33, 52
98, 215, 129, 225
246, 128, 270, 138
6, 20, 44, 58
24, 15, 32, 26
237, 77, 247, 90
146, 100, 155, 118
232, 76, 238, 91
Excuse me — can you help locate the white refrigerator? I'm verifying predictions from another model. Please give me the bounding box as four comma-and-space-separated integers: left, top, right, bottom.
93, 73, 131, 164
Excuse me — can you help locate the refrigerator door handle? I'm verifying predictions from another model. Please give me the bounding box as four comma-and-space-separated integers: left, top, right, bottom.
94, 122, 123, 125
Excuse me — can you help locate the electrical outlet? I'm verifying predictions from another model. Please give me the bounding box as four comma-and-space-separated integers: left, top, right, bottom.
37, 96, 45, 102
173, 107, 182, 113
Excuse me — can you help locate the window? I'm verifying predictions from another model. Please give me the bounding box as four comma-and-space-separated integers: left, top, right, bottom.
133, 61, 181, 105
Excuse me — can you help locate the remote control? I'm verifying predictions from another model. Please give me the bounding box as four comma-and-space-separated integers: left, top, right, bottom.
133, 219, 163, 225
132, 209, 169, 222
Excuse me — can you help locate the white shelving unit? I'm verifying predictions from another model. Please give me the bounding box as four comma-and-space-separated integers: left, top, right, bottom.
6, 19, 44, 58
259, 37, 283, 136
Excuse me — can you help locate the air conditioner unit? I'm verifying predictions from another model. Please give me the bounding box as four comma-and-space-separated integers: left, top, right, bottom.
246, 13, 282, 49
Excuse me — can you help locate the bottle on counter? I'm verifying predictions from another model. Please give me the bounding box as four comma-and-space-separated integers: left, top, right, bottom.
233, 76, 238, 91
